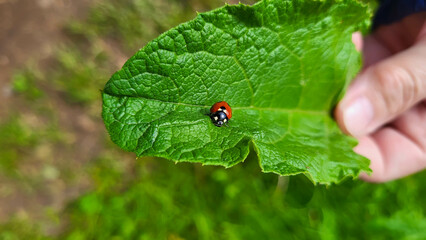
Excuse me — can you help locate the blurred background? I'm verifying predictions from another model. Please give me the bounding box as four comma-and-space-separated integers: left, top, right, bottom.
0, 0, 425, 239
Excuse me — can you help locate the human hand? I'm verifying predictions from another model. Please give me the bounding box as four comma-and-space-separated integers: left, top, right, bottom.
335, 12, 426, 182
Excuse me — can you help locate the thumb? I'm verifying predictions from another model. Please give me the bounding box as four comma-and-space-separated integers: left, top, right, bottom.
336, 39, 426, 137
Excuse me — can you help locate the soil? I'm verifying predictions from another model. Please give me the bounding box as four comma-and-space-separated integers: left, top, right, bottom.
0, 0, 92, 115
0, 0, 97, 227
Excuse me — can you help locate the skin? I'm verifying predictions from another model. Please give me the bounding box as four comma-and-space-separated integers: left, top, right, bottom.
335, 12, 426, 182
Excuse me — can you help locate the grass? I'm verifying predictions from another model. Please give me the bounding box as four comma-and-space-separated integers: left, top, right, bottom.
0, 115, 38, 176
11, 69, 44, 101
1, 0, 425, 239
0, 219, 49, 240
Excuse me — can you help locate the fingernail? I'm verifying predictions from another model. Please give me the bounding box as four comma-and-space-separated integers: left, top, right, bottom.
343, 96, 374, 136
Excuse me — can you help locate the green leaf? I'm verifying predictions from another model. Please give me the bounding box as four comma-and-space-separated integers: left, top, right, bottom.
102, 0, 371, 184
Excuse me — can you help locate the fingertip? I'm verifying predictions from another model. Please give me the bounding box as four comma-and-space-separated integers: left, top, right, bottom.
335, 87, 374, 137
360, 170, 381, 182
352, 32, 363, 52
334, 101, 350, 135
359, 172, 371, 181
335, 74, 372, 137
354, 136, 385, 182
357, 127, 426, 183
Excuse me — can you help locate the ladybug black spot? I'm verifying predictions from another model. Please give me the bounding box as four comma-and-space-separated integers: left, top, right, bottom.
210, 111, 228, 127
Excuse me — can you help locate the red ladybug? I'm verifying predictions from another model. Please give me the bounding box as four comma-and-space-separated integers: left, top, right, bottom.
209, 101, 232, 127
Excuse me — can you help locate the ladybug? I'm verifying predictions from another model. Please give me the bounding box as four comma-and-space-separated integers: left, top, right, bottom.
209, 101, 232, 127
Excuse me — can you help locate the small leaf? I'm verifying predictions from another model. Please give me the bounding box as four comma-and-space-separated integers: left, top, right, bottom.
102, 0, 371, 184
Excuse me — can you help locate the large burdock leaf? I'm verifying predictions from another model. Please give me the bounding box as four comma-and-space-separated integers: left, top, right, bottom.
102, 0, 371, 184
